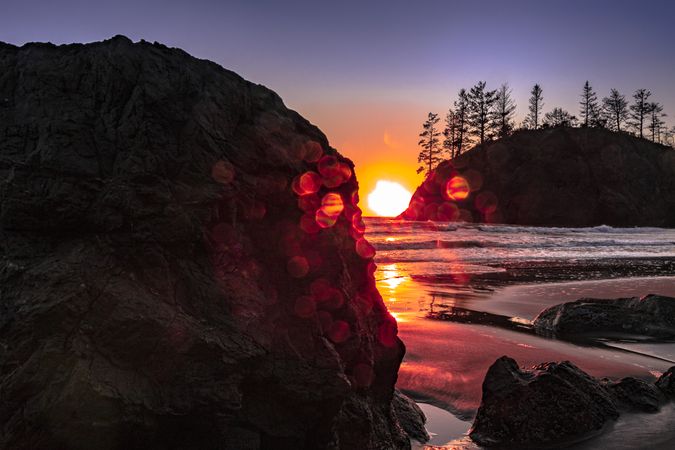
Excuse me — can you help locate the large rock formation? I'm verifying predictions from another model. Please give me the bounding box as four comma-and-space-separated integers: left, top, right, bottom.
401, 127, 675, 227
470, 356, 675, 447
0, 36, 422, 449
533, 294, 675, 339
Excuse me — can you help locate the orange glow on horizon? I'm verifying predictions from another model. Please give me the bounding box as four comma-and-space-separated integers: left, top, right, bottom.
295, 101, 427, 216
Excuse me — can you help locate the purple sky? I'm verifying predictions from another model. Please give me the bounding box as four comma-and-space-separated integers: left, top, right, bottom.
3, 0, 674, 210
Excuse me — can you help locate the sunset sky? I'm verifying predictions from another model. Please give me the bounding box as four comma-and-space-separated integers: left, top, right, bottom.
3, 0, 675, 215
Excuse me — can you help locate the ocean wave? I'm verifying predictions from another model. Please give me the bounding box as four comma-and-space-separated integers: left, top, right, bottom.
475, 224, 670, 234
373, 239, 675, 251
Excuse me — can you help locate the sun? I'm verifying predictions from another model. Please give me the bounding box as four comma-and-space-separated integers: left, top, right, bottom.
367, 180, 412, 217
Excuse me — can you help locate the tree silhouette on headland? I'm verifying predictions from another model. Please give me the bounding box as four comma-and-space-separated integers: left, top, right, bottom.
417, 112, 442, 176
602, 89, 629, 132
524, 84, 544, 129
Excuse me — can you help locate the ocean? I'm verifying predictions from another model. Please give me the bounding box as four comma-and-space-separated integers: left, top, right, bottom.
365, 217, 675, 449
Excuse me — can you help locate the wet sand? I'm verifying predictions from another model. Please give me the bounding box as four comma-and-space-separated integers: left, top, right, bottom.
382, 273, 675, 448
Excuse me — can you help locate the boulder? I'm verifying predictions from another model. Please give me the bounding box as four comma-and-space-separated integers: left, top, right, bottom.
0, 36, 421, 449
400, 127, 675, 227
533, 294, 675, 339
603, 377, 665, 413
656, 367, 675, 397
469, 356, 619, 447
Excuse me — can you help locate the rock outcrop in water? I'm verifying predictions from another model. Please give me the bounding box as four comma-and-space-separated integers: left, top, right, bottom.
0, 36, 423, 449
470, 356, 675, 447
401, 127, 675, 227
533, 294, 675, 339
469, 356, 619, 447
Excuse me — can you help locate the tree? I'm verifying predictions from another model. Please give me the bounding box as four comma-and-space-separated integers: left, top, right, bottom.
417, 112, 442, 176
629, 88, 652, 138
602, 89, 629, 132
524, 84, 544, 129
467, 81, 498, 145
579, 81, 599, 127
543, 107, 577, 127
492, 83, 516, 139
647, 102, 666, 143
442, 108, 459, 159
453, 89, 471, 155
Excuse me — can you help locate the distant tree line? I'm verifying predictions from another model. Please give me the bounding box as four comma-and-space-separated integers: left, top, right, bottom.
417, 81, 674, 176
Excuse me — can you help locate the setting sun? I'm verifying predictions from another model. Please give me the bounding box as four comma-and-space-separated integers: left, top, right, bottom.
367, 180, 412, 217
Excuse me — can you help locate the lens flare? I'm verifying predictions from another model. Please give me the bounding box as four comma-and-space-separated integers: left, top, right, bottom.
445, 176, 470, 201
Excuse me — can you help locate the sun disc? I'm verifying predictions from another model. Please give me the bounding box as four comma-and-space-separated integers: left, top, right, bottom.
367, 180, 412, 217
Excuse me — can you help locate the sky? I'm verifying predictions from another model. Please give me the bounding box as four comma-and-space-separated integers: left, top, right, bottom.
2, 0, 675, 215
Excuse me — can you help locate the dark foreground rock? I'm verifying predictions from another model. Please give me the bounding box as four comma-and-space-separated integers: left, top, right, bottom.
469, 356, 619, 447
470, 357, 675, 447
400, 127, 675, 227
392, 390, 429, 444
533, 294, 675, 339
0, 37, 422, 449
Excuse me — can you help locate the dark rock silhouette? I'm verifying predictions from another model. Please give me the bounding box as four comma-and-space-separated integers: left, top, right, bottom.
0, 36, 423, 449
603, 376, 665, 412
533, 294, 675, 339
469, 356, 619, 447
656, 367, 675, 397
470, 357, 675, 447
400, 127, 675, 227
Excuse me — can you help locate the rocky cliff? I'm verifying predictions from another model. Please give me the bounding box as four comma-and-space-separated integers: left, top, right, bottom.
0, 36, 419, 449
401, 127, 675, 227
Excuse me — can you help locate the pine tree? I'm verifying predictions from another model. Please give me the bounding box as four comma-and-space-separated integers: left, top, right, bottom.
543, 108, 577, 127
629, 88, 652, 138
647, 102, 666, 143
442, 108, 459, 159
467, 81, 498, 145
453, 89, 471, 155
493, 83, 516, 139
525, 84, 544, 129
579, 81, 599, 127
602, 89, 629, 132
417, 112, 442, 176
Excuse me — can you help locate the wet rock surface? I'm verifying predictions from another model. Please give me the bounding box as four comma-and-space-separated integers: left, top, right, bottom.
401, 127, 675, 227
469, 356, 619, 448
391, 390, 429, 444
0, 36, 421, 449
470, 357, 675, 447
533, 294, 675, 339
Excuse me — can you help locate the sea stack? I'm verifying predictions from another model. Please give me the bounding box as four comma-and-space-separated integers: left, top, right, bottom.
0, 37, 421, 449
401, 127, 675, 227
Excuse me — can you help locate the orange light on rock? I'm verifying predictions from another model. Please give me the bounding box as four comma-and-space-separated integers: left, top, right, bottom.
294, 295, 316, 318
355, 237, 376, 259
298, 193, 321, 213
445, 176, 470, 201
352, 363, 375, 388
300, 213, 321, 234
299, 171, 322, 194
321, 192, 344, 216
328, 320, 351, 343
304, 141, 323, 163
315, 208, 338, 228
287, 256, 309, 278
475, 191, 498, 214
211, 160, 235, 184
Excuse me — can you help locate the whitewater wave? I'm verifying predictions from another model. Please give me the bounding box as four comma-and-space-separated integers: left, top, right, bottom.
373, 239, 675, 251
